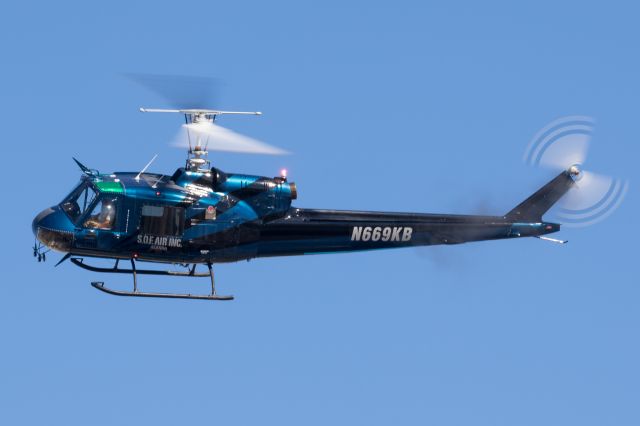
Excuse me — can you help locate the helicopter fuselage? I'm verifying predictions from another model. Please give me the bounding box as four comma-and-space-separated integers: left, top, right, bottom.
32, 166, 567, 265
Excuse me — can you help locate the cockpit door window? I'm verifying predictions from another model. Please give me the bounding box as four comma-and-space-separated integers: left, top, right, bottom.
83, 197, 118, 230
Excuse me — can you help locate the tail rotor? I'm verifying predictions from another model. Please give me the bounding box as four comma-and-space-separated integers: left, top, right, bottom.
524, 116, 628, 227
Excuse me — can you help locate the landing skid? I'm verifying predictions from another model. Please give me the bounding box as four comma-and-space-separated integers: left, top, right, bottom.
91, 282, 233, 300
72, 258, 233, 301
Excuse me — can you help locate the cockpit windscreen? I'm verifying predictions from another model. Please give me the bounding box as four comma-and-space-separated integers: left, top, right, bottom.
61, 182, 97, 222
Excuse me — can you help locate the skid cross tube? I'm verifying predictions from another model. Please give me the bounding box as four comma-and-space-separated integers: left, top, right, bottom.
207, 262, 216, 296
71, 257, 209, 277
132, 258, 137, 292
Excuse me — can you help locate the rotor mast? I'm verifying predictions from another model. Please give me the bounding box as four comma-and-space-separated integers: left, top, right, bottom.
140, 108, 263, 171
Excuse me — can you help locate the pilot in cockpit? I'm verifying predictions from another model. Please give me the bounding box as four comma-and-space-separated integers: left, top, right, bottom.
83, 199, 116, 230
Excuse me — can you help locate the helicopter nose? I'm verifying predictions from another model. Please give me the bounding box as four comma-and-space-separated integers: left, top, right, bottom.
32, 207, 55, 236
32, 206, 75, 252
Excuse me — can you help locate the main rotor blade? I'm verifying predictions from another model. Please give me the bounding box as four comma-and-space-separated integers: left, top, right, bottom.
125, 73, 217, 109
537, 131, 591, 170
175, 122, 289, 155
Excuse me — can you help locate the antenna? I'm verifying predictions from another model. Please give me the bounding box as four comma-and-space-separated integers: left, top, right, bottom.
151, 174, 164, 189
135, 154, 158, 181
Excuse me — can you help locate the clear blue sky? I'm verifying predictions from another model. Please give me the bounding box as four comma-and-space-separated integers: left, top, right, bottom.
1, 1, 638, 425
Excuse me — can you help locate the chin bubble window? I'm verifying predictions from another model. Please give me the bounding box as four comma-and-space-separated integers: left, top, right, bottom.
84, 198, 117, 230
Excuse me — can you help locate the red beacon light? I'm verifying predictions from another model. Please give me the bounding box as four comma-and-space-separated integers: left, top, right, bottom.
275, 168, 288, 183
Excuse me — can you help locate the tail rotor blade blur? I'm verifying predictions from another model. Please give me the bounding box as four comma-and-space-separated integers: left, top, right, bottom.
524, 116, 594, 170
537, 131, 590, 170
524, 116, 628, 226
560, 171, 613, 211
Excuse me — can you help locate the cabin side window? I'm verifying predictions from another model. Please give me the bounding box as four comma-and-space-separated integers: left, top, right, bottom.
140, 205, 185, 236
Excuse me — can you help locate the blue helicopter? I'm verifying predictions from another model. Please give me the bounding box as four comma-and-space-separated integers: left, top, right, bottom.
33, 103, 601, 300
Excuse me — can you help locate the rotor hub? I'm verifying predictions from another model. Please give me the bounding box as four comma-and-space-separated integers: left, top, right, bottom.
569, 164, 582, 180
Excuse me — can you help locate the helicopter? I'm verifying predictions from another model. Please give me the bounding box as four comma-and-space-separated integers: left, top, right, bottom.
31, 96, 623, 300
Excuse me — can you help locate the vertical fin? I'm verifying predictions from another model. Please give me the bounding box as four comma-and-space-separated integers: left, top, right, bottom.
505, 171, 575, 222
